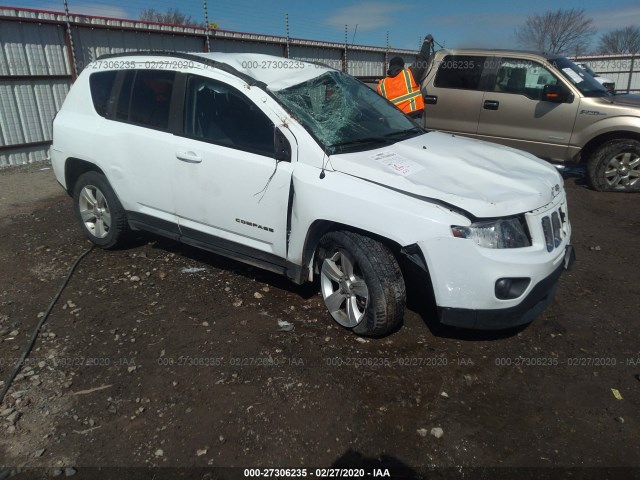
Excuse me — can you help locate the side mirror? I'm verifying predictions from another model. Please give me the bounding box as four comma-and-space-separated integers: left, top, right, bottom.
543, 84, 572, 103
274, 127, 292, 162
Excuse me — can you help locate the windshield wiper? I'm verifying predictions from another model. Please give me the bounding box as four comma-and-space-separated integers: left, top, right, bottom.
329, 130, 422, 153
330, 137, 390, 149
383, 127, 423, 139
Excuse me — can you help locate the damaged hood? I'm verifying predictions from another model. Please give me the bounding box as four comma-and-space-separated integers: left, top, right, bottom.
329, 131, 563, 218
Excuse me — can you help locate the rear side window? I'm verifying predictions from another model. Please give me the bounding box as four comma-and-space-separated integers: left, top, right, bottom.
115, 70, 176, 130
183, 75, 275, 157
434, 55, 486, 90
89, 71, 117, 117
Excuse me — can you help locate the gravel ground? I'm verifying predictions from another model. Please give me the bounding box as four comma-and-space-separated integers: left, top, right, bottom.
0, 163, 638, 480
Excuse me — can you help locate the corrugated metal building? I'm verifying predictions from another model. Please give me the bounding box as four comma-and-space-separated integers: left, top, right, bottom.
0, 13, 72, 166
2, 5, 638, 168
0, 5, 419, 167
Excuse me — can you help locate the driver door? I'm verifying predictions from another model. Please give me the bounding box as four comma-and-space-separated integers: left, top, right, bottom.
172, 74, 296, 260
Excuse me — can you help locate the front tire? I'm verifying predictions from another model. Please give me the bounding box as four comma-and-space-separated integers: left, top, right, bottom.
72, 171, 130, 249
587, 139, 640, 192
316, 231, 406, 337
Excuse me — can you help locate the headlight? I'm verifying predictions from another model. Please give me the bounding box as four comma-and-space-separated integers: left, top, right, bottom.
451, 217, 531, 249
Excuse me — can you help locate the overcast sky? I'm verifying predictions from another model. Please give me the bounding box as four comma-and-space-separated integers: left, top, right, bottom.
21, 0, 640, 51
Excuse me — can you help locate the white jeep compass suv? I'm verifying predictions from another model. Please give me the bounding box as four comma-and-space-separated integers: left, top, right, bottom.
51, 51, 574, 336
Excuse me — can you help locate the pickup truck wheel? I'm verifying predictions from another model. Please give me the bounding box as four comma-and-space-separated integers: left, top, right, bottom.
72, 171, 130, 249
317, 231, 406, 337
587, 139, 640, 192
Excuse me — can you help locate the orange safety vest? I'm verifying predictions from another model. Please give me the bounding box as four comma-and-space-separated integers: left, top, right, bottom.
377, 69, 424, 114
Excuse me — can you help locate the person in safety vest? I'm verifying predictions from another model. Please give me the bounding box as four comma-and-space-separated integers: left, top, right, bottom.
378, 34, 433, 124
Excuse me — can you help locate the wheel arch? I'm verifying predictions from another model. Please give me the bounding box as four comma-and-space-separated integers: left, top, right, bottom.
64, 158, 106, 195
579, 130, 640, 164
300, 220, 433, 284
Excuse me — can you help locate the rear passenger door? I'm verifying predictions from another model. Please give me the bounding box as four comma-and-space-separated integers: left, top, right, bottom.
172, 73, 296, 260
95, 69, 180, 234
424, 55, 489, 135
477, 57, 579, 161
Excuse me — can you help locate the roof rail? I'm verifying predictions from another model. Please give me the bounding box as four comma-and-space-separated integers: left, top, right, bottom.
96, 50, 267, 89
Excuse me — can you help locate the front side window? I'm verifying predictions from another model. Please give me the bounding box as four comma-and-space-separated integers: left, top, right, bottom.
272, 71, 419, 154
115, 70, 176, 130
434, 55, 486, 90
183, 75, 275, 157
492, 58, 559, 100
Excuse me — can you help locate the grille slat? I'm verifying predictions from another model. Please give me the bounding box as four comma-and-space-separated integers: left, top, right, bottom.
541, 205, 567, 252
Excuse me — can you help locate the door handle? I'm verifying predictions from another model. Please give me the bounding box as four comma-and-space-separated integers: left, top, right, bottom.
176, 151, 202, 163
483, 100, 499, 110
424, 95, 438, 105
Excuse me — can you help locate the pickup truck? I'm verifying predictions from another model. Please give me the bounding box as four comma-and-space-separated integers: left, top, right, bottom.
421, 48, 640, 192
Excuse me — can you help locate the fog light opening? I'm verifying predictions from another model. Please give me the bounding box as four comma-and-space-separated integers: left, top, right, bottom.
495, 278, 531, 300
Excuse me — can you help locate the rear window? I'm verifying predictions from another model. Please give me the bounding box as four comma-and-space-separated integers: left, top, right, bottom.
434, 55, 486, 90
89, 71, 117, 117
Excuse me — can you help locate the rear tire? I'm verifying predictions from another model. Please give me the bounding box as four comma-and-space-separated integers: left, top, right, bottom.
316, 231, 406, 337
587, 139, 640, 192
72, 171, 130, 249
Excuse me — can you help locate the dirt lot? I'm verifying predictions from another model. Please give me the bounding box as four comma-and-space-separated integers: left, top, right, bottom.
0, 163, 639, 479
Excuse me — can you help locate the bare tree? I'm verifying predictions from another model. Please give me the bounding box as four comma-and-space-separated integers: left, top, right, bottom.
599, 26, 640, 54
515, 8, 596, 55
140, 8, 196, 26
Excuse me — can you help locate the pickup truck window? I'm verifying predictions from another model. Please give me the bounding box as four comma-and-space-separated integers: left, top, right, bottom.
493, 58, 559, 100
434, 55, 486, 90
550, 57, 609, 97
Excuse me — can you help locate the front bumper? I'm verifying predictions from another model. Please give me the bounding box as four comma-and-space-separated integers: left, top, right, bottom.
438, 245, 575, 329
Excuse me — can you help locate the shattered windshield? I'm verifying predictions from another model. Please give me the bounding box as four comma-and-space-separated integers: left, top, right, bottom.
271, 71, 421, 154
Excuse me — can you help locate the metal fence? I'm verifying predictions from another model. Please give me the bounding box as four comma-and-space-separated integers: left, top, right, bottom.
0, 6, 418, 167
2, 5, 640, 167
